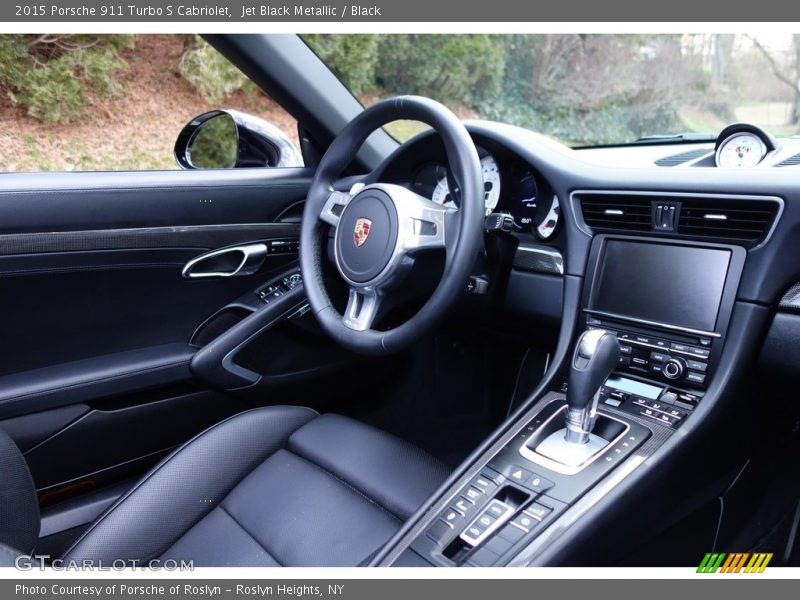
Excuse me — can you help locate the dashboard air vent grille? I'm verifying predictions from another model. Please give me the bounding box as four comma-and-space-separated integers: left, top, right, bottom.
580, 197, 652, 232
654, 148, 711, 167
677, 199, 778, 243
776, 153, 800, 167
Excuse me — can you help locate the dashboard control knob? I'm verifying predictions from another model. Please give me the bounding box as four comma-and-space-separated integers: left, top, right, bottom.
663, 357, 686, 380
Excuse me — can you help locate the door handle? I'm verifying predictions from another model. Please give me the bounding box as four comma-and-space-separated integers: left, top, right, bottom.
181, 243, 267, 279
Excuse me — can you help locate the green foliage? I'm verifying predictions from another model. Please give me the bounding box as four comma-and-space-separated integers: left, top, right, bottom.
303, 35, 379, 95
179, 36, 255, 104
374, 35, 505, 106
0, 35, 132, 124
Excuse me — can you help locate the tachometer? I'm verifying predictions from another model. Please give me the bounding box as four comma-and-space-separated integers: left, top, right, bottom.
431, 154, 501, 212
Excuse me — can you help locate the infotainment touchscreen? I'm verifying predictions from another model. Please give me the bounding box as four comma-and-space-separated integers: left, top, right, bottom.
591, 241, 731, 332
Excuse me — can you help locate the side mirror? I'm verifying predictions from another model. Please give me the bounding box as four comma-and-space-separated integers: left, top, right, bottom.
174, 109, 303, 169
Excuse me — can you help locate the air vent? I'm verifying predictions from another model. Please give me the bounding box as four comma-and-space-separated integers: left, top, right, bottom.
580, 197, 652, 232
776, 153, 800, 167
677, 199, 778, 243
654, 148, 711, 167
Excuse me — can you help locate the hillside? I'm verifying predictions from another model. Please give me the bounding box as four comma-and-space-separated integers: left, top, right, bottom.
0, 35, 298, 172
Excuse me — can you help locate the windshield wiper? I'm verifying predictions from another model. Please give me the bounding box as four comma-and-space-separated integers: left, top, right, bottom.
634, 132, 717, 144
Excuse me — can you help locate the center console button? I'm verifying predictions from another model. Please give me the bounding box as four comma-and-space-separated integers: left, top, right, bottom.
526, 473, 554, 494
506, 465, 533, 484
472, 474, 499, 494
510, 513, 538, 532
454, 498, 474, 515
686, 359, 708, 372
620, 345, 632, 355
688, 347, 710, 358
464, 487, 483, 503
650, 351, 670, 363
476, 513, 497, 529
486, 503, 509, 518
443, 508, 464, 526
686, 371, 706, 384
523, 503, 552, 521
650, 363, 663, 375
427, 519, 454, 545
659, 391, 678, 405
669, 342, 691, 353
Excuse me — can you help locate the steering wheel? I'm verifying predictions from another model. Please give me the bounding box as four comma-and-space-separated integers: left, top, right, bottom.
300, 96, 484, 355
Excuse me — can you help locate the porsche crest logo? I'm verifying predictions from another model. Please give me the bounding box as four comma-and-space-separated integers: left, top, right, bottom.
353, 217, 372, 248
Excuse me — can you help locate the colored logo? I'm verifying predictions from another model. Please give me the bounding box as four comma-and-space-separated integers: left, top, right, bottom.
697, 552, 773, 573
353, 217, 372, 248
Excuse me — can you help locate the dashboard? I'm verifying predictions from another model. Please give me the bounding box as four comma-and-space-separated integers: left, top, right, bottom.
369, 117, 800, 568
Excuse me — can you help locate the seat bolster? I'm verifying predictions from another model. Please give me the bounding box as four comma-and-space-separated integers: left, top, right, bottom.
62, 405, 318, 563
287, 414, 449, 520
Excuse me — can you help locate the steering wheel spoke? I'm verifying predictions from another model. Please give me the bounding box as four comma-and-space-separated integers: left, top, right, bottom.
399, 193, 453, 254
343, 287, 381, 331
319, 190, 351, 227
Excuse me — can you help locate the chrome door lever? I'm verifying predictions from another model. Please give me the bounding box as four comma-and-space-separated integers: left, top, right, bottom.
181, 243, 267, 279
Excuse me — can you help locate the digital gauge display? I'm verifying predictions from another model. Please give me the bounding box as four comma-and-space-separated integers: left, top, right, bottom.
512, 174, 538, 231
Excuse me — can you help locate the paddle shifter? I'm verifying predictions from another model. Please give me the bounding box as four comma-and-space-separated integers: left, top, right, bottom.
565, 329, 621, 444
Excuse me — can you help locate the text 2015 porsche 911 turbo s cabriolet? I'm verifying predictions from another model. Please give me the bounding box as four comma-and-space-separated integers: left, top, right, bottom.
0, 34, 799, 568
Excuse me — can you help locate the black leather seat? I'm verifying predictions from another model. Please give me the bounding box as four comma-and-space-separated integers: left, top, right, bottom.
59, 406, 448, 566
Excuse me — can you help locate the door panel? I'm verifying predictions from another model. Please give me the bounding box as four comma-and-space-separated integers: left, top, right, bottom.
0, 167, 312, 505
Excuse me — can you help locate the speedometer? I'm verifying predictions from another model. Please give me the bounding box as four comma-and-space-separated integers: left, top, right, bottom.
431, 155, 501, 212
716, 133, 767, 168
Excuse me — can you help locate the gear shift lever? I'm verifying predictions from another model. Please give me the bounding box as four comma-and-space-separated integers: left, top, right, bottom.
565, 329, 620, 444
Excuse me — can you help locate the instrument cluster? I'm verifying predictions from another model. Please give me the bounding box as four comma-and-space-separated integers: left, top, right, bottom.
409, 149, 561, 241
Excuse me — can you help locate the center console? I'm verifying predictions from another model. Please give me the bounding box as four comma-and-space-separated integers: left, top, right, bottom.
393, 234, 746, 567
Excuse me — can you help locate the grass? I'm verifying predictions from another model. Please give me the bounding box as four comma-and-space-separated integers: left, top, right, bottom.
383, 119, 431, 143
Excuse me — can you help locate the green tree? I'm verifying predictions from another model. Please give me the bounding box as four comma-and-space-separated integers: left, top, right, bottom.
0, 34, 133, 124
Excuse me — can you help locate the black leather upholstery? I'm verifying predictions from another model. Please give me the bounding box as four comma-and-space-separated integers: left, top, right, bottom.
0, 427, 39, 553
62, 407, 448, 566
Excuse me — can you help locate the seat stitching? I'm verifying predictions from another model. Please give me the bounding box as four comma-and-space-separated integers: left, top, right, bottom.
288, 450, 403, 522
217, 505, 284, 567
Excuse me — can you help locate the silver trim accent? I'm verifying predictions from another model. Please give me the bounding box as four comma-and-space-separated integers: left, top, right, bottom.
704, 213, 728, 220
515, 244, 564, 275
459, 499, 515, 547
181, 243, 267, 279
570, 189, 784, 252
585, 309, 721, 339
604, 209, 624, 215
518, 403, 631, 476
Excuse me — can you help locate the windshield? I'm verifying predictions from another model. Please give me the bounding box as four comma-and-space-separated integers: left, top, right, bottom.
303, 34, 800, 146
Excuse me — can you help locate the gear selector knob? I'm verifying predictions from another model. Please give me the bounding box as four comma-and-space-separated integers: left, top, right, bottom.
565, 329, 620, 444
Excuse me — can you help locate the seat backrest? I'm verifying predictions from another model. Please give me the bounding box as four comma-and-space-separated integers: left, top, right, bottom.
0, 427, 40, 554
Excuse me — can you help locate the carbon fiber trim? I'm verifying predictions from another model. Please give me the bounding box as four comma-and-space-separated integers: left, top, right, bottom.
0, 223, 299, 256
779, 282, 800, 312
513, 244, 564, 275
